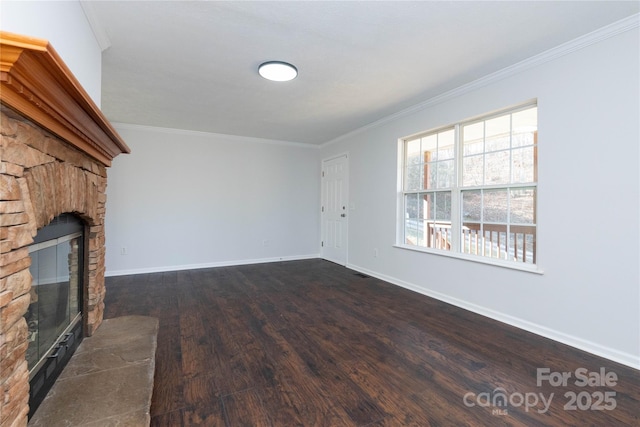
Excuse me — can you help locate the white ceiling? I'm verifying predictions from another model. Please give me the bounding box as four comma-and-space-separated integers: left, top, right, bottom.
86, 1, 639, 145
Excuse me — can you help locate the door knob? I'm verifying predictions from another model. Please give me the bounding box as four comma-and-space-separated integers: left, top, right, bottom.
341, 213, 346, 217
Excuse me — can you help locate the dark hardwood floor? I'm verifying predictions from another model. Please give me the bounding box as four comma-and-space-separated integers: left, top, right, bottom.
104, 259, 639, 426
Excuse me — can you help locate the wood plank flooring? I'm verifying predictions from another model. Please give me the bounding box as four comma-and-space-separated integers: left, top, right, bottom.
104, 259, 639, 426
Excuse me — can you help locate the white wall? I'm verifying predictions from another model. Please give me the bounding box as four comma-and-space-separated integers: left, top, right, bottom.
1, 1, 102, 105
105, 125, 320, 275
320, 26, 640, 368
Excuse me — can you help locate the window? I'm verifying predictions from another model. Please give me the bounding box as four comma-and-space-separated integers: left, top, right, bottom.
400, 103, 537, 266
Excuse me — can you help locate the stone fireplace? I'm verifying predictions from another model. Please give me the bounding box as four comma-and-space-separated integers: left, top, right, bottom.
1, 32, 129, 426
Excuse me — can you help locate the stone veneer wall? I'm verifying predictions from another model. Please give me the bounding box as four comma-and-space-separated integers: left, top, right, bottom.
0, 107, 109, 427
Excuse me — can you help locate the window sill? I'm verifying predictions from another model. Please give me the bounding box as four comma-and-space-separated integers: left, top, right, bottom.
393, 244, 544, 275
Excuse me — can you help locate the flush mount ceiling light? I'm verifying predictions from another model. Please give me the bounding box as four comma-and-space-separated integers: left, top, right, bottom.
258, 61, 298, 82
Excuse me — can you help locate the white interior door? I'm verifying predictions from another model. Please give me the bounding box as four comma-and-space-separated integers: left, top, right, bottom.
321, 154, 348, 265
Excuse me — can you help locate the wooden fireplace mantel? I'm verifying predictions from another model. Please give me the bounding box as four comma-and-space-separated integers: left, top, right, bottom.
0, 31, 130, 166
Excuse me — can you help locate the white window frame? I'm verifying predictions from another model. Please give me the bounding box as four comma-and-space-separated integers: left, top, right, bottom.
395, 102, 542, 274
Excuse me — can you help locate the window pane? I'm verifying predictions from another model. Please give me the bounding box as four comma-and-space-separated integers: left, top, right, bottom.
485, 115, 511, 152
462, 222, 482, 256
421, 134, 438, 161
435, 192, 452, 221
509, 230, 536, 262
525, 233, 536, 263
427, 220, 451, 250
422, 193, 434, 220
424, 162, 437, 189
405, 219, 418, 245
483, 189, 508, 223
406, 138, 421, 165
438, 129, 455, 160
405, 193, 419, 219
511, 147, 535, 183
513, 131, 536, 148
485, 151, 510, 185
512, 107, 537, 130
463, 122, 484, 155
436, 160, 454, 189
417, 220, 427, 246
462, 190, 481, 222
510, 188, 536, 224
482, 228, 509, 260
512, 107, 537, 148
462, 154, 483, 187
405, 165, 422, 190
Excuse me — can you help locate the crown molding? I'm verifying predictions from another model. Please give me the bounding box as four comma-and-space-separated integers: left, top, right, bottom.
0, 31, 130, 166
80, 1, 112, 52
321, 13, 640, 149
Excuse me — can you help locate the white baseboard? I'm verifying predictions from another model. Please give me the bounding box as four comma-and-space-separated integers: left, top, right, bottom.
105, 253, 321, 277
347, 263, 640, 371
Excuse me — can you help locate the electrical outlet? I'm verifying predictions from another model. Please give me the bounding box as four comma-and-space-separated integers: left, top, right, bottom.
263, 240, 269, 247
120, 247, 128, 255
374, 248, 378, 258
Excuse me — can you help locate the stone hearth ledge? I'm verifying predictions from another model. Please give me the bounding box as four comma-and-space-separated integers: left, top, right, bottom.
28, 316, 159, 427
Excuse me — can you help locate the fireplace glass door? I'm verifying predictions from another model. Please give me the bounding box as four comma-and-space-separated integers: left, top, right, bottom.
26, 214, 84, 417
26, 232, 82, 369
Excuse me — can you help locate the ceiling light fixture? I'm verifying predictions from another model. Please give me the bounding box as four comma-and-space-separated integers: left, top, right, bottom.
258, 61, 298, 82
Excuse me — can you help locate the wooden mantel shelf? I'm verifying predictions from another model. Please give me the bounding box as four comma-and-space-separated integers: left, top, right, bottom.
0, 31, 130, 166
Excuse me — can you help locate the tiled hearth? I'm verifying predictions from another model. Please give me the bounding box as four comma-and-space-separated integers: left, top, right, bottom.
1, 32, 129, 426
